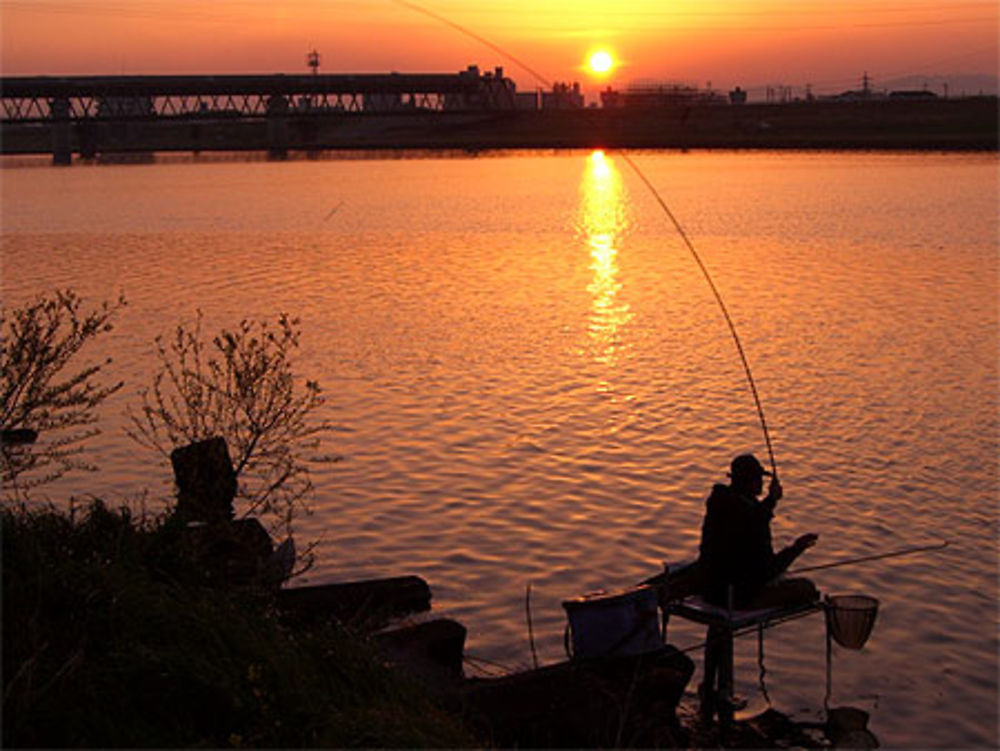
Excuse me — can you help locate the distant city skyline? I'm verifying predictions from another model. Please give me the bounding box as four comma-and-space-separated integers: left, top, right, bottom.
2, 0, 997, 101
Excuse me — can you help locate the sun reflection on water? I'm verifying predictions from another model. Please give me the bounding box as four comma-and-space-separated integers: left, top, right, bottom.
579, 150, 633, 365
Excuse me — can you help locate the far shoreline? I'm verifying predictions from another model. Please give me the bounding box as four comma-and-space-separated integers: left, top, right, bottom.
2, 98, 996, 163
1, 142, 997, 170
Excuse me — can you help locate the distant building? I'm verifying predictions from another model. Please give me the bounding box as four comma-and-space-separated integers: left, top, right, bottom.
889, 90, 938, 100
729, 86, 747, 105
600, 82, 725, 108
443, 65, 518, 110
515, 90, 540, 110
541, 82, 584, 109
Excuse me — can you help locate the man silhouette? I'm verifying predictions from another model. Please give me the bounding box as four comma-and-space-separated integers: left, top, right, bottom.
698, 453, 818, 608
696, 453, 818, 721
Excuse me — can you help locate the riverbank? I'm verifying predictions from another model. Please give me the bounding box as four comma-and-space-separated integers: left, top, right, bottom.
3, 498, 855, 748
2, 97, 996, 160
1, 500, 477, 748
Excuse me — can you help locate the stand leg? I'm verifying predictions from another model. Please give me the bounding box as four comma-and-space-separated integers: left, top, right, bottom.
718, 627, 735, 729
700, 625, 722, 722
825, 620, 833, 712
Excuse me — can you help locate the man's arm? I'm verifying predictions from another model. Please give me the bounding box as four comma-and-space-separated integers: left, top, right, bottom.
772, 533, 820, 575
761, 476, 783, 514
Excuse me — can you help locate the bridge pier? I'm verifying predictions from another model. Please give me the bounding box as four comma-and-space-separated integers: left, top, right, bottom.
50, 97, 72, 165
266, 94, 289, 160
78, 120, 98, 159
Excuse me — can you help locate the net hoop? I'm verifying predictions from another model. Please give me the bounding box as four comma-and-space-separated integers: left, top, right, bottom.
825, 594, 879, 650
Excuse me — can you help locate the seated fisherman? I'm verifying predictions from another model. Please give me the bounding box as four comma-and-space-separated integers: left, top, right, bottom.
696, 453, 819, 721
698, 453, 818, 609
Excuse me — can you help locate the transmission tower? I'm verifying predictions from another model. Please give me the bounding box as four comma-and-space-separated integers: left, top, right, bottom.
307, 50, 321, 76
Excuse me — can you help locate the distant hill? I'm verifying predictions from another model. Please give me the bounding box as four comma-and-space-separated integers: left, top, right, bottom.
882, 73, 998, 97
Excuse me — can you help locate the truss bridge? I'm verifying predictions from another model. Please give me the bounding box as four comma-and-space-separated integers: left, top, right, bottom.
0, 68, 521, 163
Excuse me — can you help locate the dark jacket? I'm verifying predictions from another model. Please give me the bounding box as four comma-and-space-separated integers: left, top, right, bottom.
697, 483, 796, 607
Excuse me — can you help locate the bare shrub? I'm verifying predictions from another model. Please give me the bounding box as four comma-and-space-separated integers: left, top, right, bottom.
1, 290, 125, 498
126, 313, 333, 535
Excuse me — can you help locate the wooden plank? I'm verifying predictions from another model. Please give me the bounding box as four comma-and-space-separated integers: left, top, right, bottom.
277, 575, 432, 627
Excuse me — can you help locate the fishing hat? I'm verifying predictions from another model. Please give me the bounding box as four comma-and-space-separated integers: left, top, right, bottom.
729, 453, 771, 480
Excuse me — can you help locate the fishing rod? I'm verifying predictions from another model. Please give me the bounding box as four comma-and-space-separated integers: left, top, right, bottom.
395, 0, 780, 474
619, 155, 778, 475
788, 541, 949, 575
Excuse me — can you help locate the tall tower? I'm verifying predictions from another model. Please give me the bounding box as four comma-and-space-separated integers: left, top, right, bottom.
307, 50, 321, 76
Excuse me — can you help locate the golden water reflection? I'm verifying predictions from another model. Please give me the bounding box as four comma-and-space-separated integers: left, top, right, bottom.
579, 150, 633, 364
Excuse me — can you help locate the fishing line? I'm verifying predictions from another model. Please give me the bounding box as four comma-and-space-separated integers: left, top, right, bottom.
394, 0, 779, 473
392, 0, 552, 89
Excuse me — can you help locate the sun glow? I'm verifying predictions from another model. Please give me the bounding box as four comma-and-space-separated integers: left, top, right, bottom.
587, 49, 615, 76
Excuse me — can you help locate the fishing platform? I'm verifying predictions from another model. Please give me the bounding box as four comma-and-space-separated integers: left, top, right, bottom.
666, 592, 824, 725
629, 560, 878, 730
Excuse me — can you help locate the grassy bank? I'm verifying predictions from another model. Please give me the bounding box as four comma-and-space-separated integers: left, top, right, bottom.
2, 500, 476, 748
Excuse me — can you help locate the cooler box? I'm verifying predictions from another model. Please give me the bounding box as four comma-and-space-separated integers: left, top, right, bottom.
562, 585, 662, 659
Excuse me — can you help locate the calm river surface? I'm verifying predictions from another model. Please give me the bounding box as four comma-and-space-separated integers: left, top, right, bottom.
2, 150, 997, 748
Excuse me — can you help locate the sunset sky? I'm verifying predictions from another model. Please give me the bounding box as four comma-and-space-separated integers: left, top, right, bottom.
2, 1, 997, 98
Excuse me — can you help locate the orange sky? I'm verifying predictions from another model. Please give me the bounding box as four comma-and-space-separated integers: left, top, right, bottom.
2, 1, 997, 99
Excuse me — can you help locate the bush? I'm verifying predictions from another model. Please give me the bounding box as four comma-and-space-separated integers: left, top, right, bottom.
126, 313, 333, 537
1, 290, 124, 497
1, 501, 475, 748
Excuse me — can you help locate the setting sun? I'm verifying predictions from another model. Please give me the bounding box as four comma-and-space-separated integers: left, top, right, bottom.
587, 49, 615, 75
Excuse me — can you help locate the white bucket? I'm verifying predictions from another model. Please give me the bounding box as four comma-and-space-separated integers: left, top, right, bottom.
562, 585, 661, 659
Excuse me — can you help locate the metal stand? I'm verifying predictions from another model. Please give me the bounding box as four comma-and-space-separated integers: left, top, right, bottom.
669, 595, 824, 729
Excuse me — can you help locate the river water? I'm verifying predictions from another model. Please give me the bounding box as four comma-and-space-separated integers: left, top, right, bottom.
2, 150, 997, 748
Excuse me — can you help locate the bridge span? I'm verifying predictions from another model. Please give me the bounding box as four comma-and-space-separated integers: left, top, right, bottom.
1, 68, 521, 163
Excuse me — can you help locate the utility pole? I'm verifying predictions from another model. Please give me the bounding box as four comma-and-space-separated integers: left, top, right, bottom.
304, 50, 321, 112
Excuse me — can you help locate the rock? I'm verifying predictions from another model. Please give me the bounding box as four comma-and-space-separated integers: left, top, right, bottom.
827, 706, 870, 734
376, 618, 467, 682
832, 728, 880, 749
266, 537, 296, 586
462, 646, 695, 748
179, 516, 276, 587
170, 437, 237, 523
277, 576, 432, 628
827, 706, 879, 748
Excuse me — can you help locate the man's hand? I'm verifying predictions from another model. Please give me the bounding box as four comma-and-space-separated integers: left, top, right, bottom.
765, 476, 783, 504
794, 533, 819, 552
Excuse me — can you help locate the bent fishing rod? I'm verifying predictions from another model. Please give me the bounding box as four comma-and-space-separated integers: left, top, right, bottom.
393, 0, 780, 475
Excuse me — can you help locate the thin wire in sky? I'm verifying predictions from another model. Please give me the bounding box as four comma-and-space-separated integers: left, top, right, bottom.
391, 0, 552, 89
